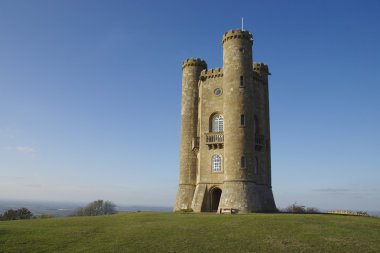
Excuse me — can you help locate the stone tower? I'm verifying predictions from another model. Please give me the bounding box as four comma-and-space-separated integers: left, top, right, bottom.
174, 29, 276, 213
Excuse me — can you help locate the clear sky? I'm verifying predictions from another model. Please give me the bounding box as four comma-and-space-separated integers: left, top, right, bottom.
1, 0, 379, 211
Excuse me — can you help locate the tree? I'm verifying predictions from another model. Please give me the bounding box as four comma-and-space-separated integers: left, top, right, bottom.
103, 200, 117, 215
71, 200, 117, 216
17, 207, 33, 219
1, 209, 18, 220
0, 208, 33, 221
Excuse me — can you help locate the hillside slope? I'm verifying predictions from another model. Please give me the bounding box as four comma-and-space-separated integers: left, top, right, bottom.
0, 212, 379, 253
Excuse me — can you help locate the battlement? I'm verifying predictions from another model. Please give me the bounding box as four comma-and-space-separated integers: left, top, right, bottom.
222, 29, 253, 45
182, 58, 207, 69
200, 68, 223, 80
253, 62, 270, 75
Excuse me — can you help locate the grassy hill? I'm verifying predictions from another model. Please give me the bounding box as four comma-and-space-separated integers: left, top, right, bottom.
0, 212, 379, 253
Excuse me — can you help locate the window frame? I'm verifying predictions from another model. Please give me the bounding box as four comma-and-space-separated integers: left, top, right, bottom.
211, 114, 224, 132
240, 75, 244, 87
211, 154, 222, 173
240, 114, 245, 126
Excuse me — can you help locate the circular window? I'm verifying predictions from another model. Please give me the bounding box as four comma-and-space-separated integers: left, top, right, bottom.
214, 88, 222, 96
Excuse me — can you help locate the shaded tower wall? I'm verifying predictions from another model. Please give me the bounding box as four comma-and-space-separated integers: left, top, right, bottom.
174, 58, 207, 211
253, 63, 272, 187
253, 63, 276, 211
217, 30, 276, 213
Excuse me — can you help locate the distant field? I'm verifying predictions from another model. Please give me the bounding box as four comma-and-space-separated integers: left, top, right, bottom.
0, 212, 379, 253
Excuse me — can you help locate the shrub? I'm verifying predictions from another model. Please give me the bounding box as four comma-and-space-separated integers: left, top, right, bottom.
283, 203, 306, 213
306, 207, 320, 213
281, 203, 320, 214
38, 213, 54, 219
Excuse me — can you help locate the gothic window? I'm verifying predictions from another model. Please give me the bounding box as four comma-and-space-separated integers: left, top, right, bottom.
212, 114, 224, 132
212, 154, 222, 172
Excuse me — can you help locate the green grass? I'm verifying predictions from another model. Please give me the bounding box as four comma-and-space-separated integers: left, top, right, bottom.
0, 212, 379, 253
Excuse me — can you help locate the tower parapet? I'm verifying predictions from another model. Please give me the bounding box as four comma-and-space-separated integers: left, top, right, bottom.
253, 62, 270, 75
182, 58, 207, 69
222, 29, 253, 45
200, 68, 223, 80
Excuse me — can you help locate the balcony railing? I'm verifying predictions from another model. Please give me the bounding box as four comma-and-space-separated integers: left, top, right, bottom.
202, 133, 263, 150
205, 132, 224, 149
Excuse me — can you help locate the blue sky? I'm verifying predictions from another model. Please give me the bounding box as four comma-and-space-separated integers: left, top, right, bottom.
1, 0, 379, 211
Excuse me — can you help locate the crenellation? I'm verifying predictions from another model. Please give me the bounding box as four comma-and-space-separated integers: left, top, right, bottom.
182, 58, 207, 69
200, 67, 224, 80
222, 29, 253, 45
253, 62, 270, 75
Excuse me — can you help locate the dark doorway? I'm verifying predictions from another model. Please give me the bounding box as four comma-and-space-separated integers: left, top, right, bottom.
210, 187, 222, 212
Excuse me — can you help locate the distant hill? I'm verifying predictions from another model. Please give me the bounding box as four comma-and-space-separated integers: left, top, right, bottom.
0, 200, 171, 217
1, 200, 379, 217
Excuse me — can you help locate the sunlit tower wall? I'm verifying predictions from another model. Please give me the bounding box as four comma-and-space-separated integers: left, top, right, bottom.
218, 30, 276, 212
174, 58, 207, 211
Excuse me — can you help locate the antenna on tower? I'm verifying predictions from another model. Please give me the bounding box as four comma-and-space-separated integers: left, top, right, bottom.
241, 17, 244, 31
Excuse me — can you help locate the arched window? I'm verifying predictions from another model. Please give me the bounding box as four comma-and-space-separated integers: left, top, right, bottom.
212, 154, 222, 172
212, 114, 224, 132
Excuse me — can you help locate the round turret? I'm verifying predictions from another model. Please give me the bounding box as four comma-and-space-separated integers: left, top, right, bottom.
174, 57, 207, 211
219, 29, 257, 212
222, 29, 255, 181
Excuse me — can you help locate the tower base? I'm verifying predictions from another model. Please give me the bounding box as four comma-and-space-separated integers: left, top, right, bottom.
216, 181, 276, 213
173, 184, 195, 211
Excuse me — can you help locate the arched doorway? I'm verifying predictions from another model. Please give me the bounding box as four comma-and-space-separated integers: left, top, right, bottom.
210, 187, 222, 212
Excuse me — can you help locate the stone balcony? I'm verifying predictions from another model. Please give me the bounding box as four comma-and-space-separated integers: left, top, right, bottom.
205, 132, 224, 149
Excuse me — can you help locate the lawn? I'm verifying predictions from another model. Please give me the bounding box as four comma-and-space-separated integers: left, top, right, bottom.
0, 212, 379, 253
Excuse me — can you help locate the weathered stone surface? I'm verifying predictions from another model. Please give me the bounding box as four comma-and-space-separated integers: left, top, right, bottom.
174, 29, 276, 213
